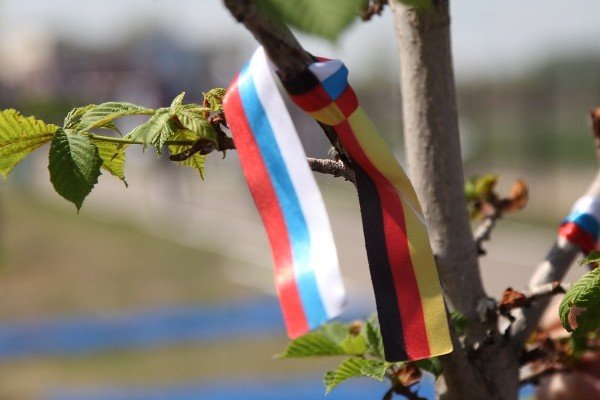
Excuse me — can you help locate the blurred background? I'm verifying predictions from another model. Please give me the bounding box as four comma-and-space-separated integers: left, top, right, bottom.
0, 0, 599, 399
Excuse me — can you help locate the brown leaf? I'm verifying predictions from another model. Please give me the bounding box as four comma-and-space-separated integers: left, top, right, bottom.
396, 363, 422, 387
500, 179, 529, 213
500, 287, 528, 310
567, 305, 588, 330
591, 107, 600, 140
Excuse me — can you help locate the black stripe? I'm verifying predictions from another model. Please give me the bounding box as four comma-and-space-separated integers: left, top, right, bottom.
281, 68, 321, 95
353, 162, 408, 361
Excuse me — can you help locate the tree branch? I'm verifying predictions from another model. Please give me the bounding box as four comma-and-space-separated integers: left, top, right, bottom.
390, 2, 516, 399
307, 157, 355, 183
511, 151, 600, 348
474, 209, 501, 255
222, 0, 353, 169
498, 282, 570, 313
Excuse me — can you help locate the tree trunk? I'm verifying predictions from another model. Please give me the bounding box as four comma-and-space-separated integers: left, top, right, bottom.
390, 1, 519, 398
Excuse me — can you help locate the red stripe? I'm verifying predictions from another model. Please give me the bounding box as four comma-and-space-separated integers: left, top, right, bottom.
559, 222, 596, 254
289, 86, 332, 112
334, 86, 359, 118
223, 83, 309, 337
335, 120, 430, 358
378, 183, 431, 359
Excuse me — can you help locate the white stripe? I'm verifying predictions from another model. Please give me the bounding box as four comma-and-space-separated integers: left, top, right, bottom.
572, 196, 600, 217
248, 47, 346, 319
309, 59, 344, 82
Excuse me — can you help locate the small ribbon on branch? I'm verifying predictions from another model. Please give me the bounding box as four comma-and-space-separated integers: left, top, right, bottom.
559, 196, 600, 254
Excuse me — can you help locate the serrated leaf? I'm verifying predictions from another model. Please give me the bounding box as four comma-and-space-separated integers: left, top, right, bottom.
64, 104, 97, 129
203, 88, 227, 112
171, 92, 185, 109
340, 335, 367, 355
48, 129, 103, 210
279, 331, 345, 358
260, 0, 367, 41
322, 322, 351, 345
91, 139, 127, 185
168, 130, 206, 179
365, 318, 384, 358
580, 250, 600, 268
126, 109, 174, 150
559, 268, 600, 333
176, 108, 216, 142
324, 357, 387, 394
78, 102, 153, 132
0, 109, 59, 177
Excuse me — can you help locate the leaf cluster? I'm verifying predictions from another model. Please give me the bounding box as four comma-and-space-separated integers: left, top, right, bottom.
279, 315, 442, 396
465, 174, 528, 219
0, 91, 227, 211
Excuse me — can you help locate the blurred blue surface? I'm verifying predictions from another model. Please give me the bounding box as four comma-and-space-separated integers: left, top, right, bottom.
0, 298, 370, 359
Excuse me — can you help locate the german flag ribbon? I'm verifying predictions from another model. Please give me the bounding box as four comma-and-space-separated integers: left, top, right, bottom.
223, 47, 452, 361
559, 196, 600, 254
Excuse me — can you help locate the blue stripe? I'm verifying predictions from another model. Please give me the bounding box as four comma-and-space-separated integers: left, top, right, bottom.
237, 66, 328, 328
565, 212, 600, 239
322, 64, 348, 100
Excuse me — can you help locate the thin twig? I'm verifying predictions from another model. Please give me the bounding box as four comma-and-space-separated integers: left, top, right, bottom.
474, 209, 501, 255
499, 282, 570, 313
308, 157, 355, 183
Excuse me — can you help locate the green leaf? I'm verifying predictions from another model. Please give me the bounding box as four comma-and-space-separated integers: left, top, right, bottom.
64, 104, 97, 129
168, 130, 206, 179
126, 109, 174, 150
260, 0, 367, 41
559, 268, 600, 333
450, 310, 468, 336
340, 335, 367, 355
324, 357, 387, 394
415, 357, 443, 378
365, 317, 384, 358
321, 322, 351, 345
0, 109, 59, 177
580, 250, 600, 268
279, 331, 346, 358
48, 129, 103, 211
171, 92, 186, 109
91, 139, 127, 185
203, 88, 227, 112
176, 108, 216, 142
78, 102, 153, 132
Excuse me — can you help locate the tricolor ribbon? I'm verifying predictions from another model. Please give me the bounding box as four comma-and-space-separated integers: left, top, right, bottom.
559, 196, 600, 254
223, 47, 452, 361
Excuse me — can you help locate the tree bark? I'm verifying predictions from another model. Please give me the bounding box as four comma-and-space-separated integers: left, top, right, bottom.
390, 1, 519, 399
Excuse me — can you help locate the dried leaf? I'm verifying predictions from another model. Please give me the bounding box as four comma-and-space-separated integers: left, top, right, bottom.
500, 287, 528, 310
396, 363, 422, 387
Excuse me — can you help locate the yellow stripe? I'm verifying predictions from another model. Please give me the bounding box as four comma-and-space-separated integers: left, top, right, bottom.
401, 196, 452, 356
346, 108, 422, 215
309, 103, 346, 126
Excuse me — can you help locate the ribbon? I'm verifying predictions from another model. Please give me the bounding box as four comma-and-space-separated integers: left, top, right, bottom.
559, 196, 600, 254
223, 47, 452, 361
223, 48, 345, 338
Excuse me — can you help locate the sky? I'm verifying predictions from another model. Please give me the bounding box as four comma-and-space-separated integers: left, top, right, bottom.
1, 0, 600, 83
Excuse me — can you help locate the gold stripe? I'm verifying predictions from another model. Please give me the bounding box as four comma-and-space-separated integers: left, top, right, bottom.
309, 103, 346, 126
346, 108, 422, 214
401, 196, 452, 357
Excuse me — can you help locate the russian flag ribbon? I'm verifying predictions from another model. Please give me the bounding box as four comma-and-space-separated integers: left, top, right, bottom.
559, 196, 600, 254
223, 47, 452, 361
